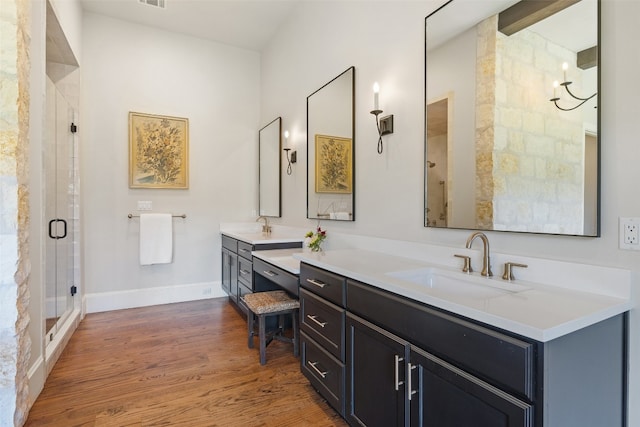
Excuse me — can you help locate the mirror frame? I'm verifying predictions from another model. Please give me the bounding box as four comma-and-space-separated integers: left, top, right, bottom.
424, 0, 600, 237
306, 66, 356, 221
258, 117, 282, 218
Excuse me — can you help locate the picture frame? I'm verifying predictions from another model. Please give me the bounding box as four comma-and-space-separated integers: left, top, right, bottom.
314, 134, 352, 194
129, 112, 189, 189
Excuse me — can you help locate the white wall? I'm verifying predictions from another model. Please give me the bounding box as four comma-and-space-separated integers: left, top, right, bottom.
260, 0, 640, 424
81, 13, 261, 311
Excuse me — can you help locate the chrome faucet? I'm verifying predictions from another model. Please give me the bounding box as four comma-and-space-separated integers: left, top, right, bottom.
465, 231, 492, 277
256, 216, 271, 234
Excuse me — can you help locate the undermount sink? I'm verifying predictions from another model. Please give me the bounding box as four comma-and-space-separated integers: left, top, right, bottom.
386, 267, 531, 300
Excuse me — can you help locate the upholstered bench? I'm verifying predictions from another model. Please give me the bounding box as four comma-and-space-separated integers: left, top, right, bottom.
242, 290, 300, 365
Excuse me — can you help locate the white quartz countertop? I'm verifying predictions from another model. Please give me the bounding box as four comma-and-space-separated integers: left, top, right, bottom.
252, 248, 303, 275
293, 249, 632, 342
221, 227, 305, 245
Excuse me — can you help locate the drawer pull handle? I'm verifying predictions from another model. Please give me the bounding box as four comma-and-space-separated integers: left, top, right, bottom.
263, 270, 278, 277
407, 363, 417, 401
394, 355, 404, 391
239, 248, 251, 254
307, 315, 327, 328
307, 361, 328, 378
240, 269, 251, 275
306, 278, 326, 288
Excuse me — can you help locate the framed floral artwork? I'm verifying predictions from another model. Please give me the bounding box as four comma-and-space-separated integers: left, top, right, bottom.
315, 134, 352, 194
129, 112, 189, 189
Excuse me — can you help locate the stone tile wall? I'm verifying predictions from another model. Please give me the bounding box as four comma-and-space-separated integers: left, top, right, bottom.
0, 0, 31, 425
475, 15, 586, 233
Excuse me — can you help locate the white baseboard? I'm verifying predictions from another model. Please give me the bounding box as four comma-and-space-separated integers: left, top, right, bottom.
84, 281, 226, 313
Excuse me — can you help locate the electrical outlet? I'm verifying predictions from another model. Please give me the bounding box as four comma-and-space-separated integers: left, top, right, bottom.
619, 217, 640, 250
137, 200, 152, 211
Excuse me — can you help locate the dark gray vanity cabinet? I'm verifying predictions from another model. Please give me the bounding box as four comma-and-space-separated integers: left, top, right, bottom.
300, 262, 626, 427
299, 263, 347, 416
345, 311, 533, 427
221, 235, 301, 313
346, 314, 408, 426
408, 345, 533, 427
221, 237, 238, 299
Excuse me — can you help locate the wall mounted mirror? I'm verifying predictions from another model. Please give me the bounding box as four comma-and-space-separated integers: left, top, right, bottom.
307, 66, 355, 221
259, 117, 282, 217
425, 0, 599, 236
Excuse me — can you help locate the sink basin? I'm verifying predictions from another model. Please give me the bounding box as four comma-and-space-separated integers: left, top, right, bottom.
386, 267, 531, 300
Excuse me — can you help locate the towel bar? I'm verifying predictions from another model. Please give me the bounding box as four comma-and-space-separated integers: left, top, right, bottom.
128, 213, 186, 219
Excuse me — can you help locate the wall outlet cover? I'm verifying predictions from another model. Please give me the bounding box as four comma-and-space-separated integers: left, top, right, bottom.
619, 217, 640, 250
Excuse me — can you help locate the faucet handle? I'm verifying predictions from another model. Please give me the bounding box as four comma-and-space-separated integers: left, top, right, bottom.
454, 254, 473, 273
502, 262, 528, 281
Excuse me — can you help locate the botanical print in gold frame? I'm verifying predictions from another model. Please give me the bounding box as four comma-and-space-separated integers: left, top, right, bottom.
315, 134, 352, 194
129, 112, 189, 189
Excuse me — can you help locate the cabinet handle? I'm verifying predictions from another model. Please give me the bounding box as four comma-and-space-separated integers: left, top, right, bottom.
407, 363, 417, 401
240, 269, 251, 275
306, 314, 327, 328
307, 361, 327, 378
306, 278, 326, 288
239, 248, 251, 254
394, 355, 404, 391
263, 270, 278, 277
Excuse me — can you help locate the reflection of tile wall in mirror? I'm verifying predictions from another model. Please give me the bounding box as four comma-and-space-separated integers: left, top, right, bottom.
425, 0, 599, 236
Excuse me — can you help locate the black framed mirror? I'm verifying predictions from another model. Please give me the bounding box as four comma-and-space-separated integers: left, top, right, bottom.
307, 66, 355, 221
259, 117, 282, 217
425, 0, 599, 236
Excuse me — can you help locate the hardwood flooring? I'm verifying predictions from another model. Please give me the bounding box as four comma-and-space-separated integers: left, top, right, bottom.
26, 298, 347, 427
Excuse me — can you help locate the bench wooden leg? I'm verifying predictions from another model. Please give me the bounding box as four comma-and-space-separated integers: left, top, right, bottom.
292, 308, 299, 357
258, 314, 267, 365
247, 310, 254, 349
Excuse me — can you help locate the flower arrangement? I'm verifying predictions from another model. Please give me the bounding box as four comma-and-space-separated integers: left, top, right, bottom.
305, 227, 327, 252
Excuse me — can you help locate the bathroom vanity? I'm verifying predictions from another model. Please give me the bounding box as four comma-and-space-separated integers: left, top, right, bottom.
220, 227, 303, 314
296, 249, 630, 427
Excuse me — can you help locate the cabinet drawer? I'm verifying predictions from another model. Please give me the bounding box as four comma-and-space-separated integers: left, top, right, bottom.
347, 280, 535, 400
237, 241, 253, 260
300, 263, 346, 307
300, 288, 345, 361
301, 332, 345, 416
237, 283, 252, 314
222, 235, 238, 252
238, 256, 253, 288
253, 258, 299, 297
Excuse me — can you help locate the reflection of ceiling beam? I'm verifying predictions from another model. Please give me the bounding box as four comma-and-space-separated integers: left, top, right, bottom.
498, 0, 581, 36
577, 46, 598, 69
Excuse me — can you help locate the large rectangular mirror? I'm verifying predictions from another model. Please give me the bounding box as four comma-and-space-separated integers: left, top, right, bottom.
259, 117, 281, 217
425, 0, 599, 236
307, 66, 355, 221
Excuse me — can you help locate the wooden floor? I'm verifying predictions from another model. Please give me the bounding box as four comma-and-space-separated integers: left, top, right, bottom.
26, 298, 347, 427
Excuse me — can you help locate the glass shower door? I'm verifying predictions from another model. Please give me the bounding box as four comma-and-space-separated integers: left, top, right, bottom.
44, 77, 76, 341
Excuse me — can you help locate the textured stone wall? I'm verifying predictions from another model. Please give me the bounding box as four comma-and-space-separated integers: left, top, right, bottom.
474, 16, 497, 229
475, 15, 586, 233
0, 0, 31, 425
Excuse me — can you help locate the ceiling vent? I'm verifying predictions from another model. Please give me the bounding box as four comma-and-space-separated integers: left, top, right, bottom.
138, 0, 166, 9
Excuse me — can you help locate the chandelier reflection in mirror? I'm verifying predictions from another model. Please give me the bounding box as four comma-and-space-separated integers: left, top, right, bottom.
550, 62, 597, 111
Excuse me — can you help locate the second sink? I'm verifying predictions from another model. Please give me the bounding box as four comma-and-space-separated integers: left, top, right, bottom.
386, 267, 531, 300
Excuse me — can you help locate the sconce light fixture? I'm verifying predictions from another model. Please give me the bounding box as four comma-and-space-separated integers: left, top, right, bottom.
283, 130, 296, 175
549, 62, 597, 111
370, 82, 394, 154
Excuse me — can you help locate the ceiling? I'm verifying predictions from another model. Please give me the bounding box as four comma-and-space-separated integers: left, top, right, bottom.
80, 0, 300, 51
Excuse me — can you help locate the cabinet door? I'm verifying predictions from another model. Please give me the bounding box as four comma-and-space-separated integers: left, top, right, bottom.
409, 346, 533, 427
346, 313, 408, 427
221, 249, 237, 300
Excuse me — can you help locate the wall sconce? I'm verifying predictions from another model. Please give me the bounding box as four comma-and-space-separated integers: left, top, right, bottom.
283, 130, 296, 175
370, 82, 394, 154
549, 62, 597, 111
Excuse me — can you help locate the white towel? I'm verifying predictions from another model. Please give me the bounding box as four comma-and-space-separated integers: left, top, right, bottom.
139, 213, 173, 265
